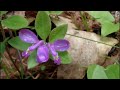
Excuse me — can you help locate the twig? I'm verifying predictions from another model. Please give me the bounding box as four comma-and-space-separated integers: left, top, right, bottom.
6, 47, 21, 74
27, 72, 35, 79
0, 23, 21, 75
17, 50, 24, 79
8, 29, 25, 79
50, 67, 57, 79
66, 33, 120, 49
2, 64, 10, 79
34, 74, 40, 79
25, 71, 37, 79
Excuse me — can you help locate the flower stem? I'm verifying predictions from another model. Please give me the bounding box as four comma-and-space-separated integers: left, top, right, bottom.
14, 31, 25, 79
7, 29, 25, 79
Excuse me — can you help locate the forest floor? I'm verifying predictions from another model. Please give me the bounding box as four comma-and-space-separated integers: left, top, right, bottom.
0, 11, 120, 79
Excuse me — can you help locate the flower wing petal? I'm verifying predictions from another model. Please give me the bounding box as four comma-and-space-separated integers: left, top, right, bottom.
28, 40, 44, 51
54, 57, 61, 65
48, 43, 57, 57
19, 29, 39, 43
36, 45, 49, 63
22, 50, 30, 58
54, 39, 70, 51
48, 43, 61, 65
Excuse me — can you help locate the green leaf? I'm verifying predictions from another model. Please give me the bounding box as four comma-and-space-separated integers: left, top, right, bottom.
88, 11, 115, 22
0, 11, 8, 16
87, 64, 108, 79
1, 15, 28, 30
87, 64, 96, 79
45, 11, 63, 15
105, 64, 120, 79
0, 37, 9, 54
101, 21, 119, 36
88, 11, 119, 37
0, 56, 1, 60
44, 11, 50, 15
8, 36, 31, 51
28, 50, 38, 69
0, 42, 5, 54
35, 11, 51, 41
58, 51, 72, 64
49, 24, 68, 43
49, 11, 63, 15
40, 65, 46, 71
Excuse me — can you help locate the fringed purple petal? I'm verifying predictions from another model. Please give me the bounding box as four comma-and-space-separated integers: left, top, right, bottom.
28, 40, 44, 51
54, 39, 70, 51
54, 57, 61, 65
36, 44, 49, 63
47, 43, 57, 57
19, 29, 39, 43
22, 50, 30, 58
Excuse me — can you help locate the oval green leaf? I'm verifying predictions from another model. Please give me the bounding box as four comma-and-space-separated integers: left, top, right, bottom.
0, 11, 8, 17
8, 36, 31, 51
87, 64, 108, 79
88, 11, 115, 22
45, 11, 63, 15
105, 64, 120, 79
28, 50, 38, 69
101, 21, 119, 36
1, 15, 28, 30
0, 42, 5, 54
49, 11, 63, 15
49, 24, 68, 43
35, 11, 51, 41
58, 51, 72, 64
0, 37, 9, 54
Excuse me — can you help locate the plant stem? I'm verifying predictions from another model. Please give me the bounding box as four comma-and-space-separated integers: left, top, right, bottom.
25, 71, 37, 79
0, 14, 2, 78
0, 23, 21, 75
0, 42, 1, 78
2, 63, 10, 79
9, 30, 13, 38
8, 30, 25, 79
0, 26, 6, 40
79, 11, 89, 31
6, 47, 21, 73
13, 31, 25, 79
17, 49, 24, 79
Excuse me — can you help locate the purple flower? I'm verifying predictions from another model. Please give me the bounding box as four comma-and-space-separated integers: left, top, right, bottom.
48, 39, 69, 65
37, 44, 49, 63
19, 29, 70, 65
19, 29, 39, 43
19, 29, 44, 58
54, 39, 70, 51
48, 43, 60, 65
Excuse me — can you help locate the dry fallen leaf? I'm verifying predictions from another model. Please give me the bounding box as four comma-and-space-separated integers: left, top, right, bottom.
51, 16, 119, 79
